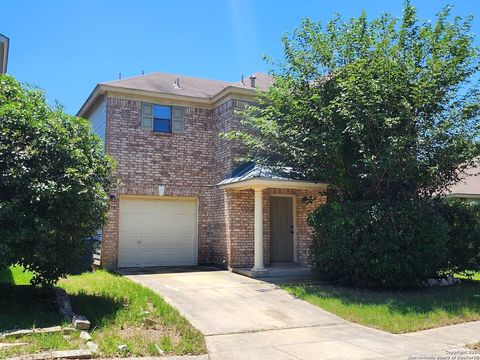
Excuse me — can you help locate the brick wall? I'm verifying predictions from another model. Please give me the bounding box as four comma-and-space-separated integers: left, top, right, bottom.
226, 188, 326, 268
101, 97, 216, 268
208, 99, 254, 266
100, 96, 325, 270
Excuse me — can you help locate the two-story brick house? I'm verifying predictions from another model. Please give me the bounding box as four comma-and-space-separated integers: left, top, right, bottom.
78, 72, 326, 275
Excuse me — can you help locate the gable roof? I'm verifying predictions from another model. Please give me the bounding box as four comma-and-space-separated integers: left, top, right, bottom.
103, 72, 273, 99
78, 72, 274, 117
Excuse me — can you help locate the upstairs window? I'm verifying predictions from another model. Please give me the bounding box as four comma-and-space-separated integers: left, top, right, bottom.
153, 105, 171, 133
142, 103, 185, 133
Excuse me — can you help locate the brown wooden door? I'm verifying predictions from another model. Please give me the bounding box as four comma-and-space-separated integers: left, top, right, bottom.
270, 196, 294, 262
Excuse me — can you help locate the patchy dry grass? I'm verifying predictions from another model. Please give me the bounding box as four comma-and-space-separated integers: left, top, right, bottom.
59, 270, 206, 357
0, 268, 206, 358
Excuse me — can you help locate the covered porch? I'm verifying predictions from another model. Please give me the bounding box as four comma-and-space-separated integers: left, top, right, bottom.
218, 165, 327, 278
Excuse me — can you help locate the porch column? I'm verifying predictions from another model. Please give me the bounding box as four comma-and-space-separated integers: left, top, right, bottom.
252, 188, 266, 271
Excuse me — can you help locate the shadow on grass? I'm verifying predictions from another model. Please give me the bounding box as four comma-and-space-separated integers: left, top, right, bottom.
0, 284, 62, 331
296, 278, 480, 316
68, 291, 124, 329
0, 267, 14, 284
0, 284, 124, 332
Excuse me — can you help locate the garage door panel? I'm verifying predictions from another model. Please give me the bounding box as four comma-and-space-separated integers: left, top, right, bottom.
140, 249, 194, 266
119, 198, 197, 268
162, 200, 196, 214
119, 214, 142, 232
158, 216, 195, 233
160, 233, 196, 244
119, 232, 139, 248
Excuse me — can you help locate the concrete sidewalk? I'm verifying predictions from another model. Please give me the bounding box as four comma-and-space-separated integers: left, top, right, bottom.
126, 269, 480, 360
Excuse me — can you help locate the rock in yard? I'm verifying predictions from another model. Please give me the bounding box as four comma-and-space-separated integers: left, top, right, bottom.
427, 278, 439, 286
80, 331, 92, 342
51, 349, 92, 359
62, 327, 76, 335
35, 326, 62, 334
447, 275, 461, 284
3, 329, 34, 338
117, 344, 128, 353
0, 342, 28, 349
25, 349, 92, 359
439, 278, 449, 286
86, 341, 99, 354
72, 315, 91, 330
154, 343, 164, 355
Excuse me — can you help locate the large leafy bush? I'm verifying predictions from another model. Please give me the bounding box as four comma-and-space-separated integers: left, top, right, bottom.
436, 199, 480, 276
308, 200, 449, 287
0, 75, 115, 286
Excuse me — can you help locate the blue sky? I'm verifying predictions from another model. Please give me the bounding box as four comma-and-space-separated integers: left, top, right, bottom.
2, 0, 479, 115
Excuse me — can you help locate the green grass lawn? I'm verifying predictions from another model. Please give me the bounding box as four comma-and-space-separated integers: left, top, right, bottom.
0, 265, 34, 285
283, 276, 480, 333
0, 267, 206, 358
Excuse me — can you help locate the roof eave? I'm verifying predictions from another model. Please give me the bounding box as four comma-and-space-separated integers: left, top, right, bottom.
217, 177, 328, 191
210, 86, 258, 104
77, 83, 261, 118
77, 84, 103, 118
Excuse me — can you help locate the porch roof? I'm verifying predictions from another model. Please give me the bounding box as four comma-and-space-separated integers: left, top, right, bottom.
217, 163, 327, 190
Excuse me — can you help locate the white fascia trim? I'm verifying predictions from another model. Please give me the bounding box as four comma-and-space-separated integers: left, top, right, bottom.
77, 84, 259, 118
218, 177, 328, 191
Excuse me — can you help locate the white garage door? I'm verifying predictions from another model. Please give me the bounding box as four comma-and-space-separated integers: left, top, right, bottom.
119, 197, 197, 268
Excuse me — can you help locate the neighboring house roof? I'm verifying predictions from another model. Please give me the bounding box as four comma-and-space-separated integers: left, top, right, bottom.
447, 166, 480, 198
218, 163, 327, 190
0, 33, 9, 74
78, 71, 274, 117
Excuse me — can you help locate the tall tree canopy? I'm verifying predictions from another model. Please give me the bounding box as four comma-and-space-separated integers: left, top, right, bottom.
0, 75, 115, 286
230, 2, 480, 201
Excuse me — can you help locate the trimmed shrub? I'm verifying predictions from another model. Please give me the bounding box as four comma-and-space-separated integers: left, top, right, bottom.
436, 199, 480, 277
308, 199, 449, 287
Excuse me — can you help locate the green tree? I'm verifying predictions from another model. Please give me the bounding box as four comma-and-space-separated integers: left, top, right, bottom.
229, 2, 480, 201
0, 75, 115, 286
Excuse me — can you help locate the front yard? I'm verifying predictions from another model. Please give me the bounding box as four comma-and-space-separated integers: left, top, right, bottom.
284, 274, 480, 333
0, 267, 206, 358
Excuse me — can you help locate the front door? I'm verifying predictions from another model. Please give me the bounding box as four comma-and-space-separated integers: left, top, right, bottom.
270, 196, 294, 262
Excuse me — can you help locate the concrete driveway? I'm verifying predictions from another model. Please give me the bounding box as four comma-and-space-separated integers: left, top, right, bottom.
125, 268, 480, 360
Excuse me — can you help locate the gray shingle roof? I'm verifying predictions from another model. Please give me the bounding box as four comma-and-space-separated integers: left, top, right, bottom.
103, 72, 273, 99
218, 163, 292, 186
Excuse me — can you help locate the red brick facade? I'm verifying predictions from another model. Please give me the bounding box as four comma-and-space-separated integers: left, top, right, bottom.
99, 95, 325, 269
225, 188, 325, 268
